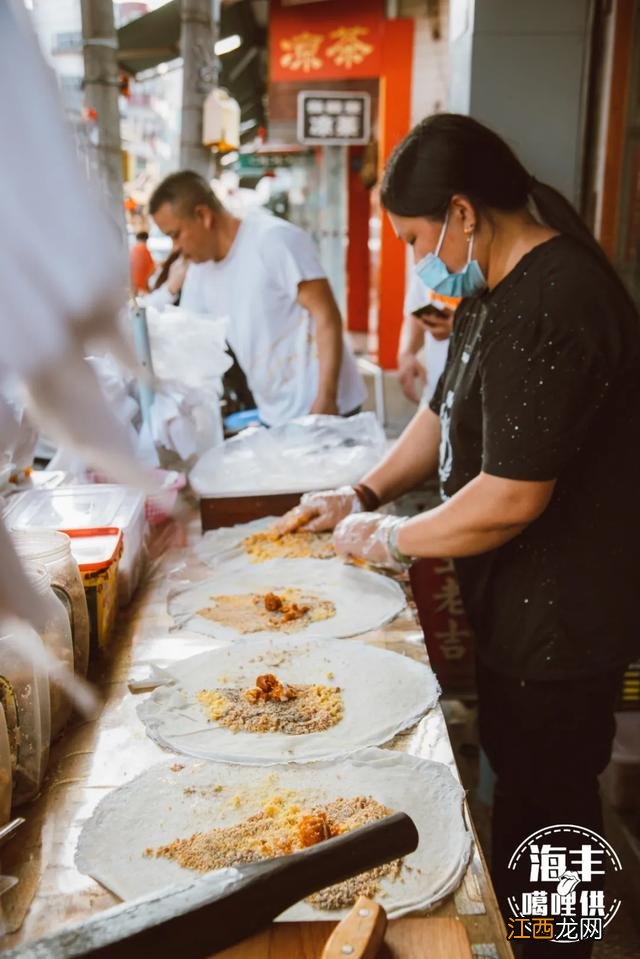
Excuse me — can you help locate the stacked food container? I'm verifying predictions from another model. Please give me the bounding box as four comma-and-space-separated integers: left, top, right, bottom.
4, 485, 146, 605
0, 484, 146, 809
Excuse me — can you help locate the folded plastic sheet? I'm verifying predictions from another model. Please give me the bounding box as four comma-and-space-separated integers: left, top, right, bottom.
190, 412, 387, 497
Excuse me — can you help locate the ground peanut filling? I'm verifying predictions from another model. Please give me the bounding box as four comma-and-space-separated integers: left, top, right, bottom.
197, 672, 343, 735
242, 528, 335, 563
145, 794, 400, 910
197, 589, 336, 634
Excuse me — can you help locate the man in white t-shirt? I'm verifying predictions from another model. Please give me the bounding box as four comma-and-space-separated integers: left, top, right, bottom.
397, 273, 457, 407
149, 171, 365, 426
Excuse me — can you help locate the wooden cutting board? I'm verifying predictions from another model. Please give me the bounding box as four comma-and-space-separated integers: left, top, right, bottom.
212, 917, 474, 959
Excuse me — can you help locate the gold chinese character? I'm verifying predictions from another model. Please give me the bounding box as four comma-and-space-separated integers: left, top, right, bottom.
532, 918, 555, 940
435, 618, 471, 660
507, 917, 531, 940
434, 576, 465, 616
279, 31, 323, 73
326, 26, 374, 69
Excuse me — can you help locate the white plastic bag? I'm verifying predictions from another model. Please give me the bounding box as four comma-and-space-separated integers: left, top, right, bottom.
146, 307, 232, 391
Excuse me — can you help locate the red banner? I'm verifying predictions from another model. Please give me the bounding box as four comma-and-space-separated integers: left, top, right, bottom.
270, 0, 385, 82
409, 558, 476, 695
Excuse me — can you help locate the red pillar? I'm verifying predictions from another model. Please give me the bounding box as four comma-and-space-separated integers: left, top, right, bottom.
377, 17, 414, 369
346, 146, 371, 333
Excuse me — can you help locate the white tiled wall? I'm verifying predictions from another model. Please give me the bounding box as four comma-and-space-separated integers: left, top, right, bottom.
401, 0, 450, 124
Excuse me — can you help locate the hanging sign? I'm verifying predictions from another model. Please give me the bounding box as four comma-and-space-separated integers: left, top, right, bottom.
297, 91, 371, 145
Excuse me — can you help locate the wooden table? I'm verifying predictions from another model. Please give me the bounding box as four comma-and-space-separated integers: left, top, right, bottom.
0, 521, 513, 959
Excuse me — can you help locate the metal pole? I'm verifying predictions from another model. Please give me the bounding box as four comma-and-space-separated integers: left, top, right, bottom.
319, 145, 348, 317
130, 300, 155, 428
80, 0, 125, 233
179, 0, 218, 174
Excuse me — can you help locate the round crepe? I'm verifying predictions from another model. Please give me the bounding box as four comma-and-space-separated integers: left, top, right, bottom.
194, 517, 334, 568
167, 559, 406, 642
136, 638, 440, 764
76, 748, 472, 920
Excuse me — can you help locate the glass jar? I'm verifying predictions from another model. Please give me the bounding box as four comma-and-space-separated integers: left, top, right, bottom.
0, 704, 12, 825
0, 616, 51, 806
12, 530, 90, 677
26, 565, 74, 738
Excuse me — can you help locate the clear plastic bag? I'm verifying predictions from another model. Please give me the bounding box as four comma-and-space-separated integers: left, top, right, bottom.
146, 307, 232, 389
190, 412, 387, 497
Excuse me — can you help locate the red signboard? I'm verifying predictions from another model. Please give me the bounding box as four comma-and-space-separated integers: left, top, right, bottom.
270, 0, 385, 82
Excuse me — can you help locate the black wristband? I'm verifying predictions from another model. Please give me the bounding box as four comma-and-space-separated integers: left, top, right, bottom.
352, 483, 381, 512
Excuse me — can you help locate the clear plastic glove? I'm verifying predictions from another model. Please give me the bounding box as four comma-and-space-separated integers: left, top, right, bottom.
276, 486, 362, 534
333, 512, 410, 572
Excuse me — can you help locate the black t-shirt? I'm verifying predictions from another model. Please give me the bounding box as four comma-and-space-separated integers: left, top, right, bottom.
429, 235, 640, 680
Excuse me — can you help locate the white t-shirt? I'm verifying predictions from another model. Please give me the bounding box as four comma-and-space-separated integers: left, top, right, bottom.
172, 212, 366, 426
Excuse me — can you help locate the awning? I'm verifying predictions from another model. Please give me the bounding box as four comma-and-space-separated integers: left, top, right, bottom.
117, 1, 180, 74
116, 0, 266, 135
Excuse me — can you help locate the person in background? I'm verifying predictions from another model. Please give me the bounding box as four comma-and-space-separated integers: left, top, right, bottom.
149, 171, 365, 427
397, 273, 457, 405
280, 113, 640, 957
129, 231, 156, 295
145, 249, 188, 303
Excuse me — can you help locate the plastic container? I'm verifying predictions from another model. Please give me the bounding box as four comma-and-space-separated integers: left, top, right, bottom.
63, 528, 123, 656
11, 530, 90, 678
26, 565, 74, 738
0, 705, 13, 825
4, 485, 146, 606
0, 617, 51, 806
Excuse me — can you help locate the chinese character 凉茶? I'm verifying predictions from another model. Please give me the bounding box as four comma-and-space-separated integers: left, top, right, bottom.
326, 26, 374, 68
280, 31, 323, 73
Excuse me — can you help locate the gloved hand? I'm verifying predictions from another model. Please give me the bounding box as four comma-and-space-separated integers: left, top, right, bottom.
276, 486, 361, 534
333, 512, 412, 573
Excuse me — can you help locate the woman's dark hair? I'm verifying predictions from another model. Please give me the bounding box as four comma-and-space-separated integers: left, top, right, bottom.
382, 113, 636, 311
152, 248, 181, 292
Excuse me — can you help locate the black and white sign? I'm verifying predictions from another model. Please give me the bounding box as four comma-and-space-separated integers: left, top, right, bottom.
297, 91, 371, 146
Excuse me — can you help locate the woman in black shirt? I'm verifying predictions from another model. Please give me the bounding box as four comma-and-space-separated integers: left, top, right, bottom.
281, 114, 640, 957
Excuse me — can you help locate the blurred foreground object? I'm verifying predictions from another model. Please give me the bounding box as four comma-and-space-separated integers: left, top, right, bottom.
0, 0, 148, 634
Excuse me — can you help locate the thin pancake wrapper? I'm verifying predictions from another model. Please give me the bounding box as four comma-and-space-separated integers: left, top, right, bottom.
137, 638, 440, 764
76, 748, 472, 921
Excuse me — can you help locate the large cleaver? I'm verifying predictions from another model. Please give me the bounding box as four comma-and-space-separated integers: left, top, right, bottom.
5, 811, 418, 959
